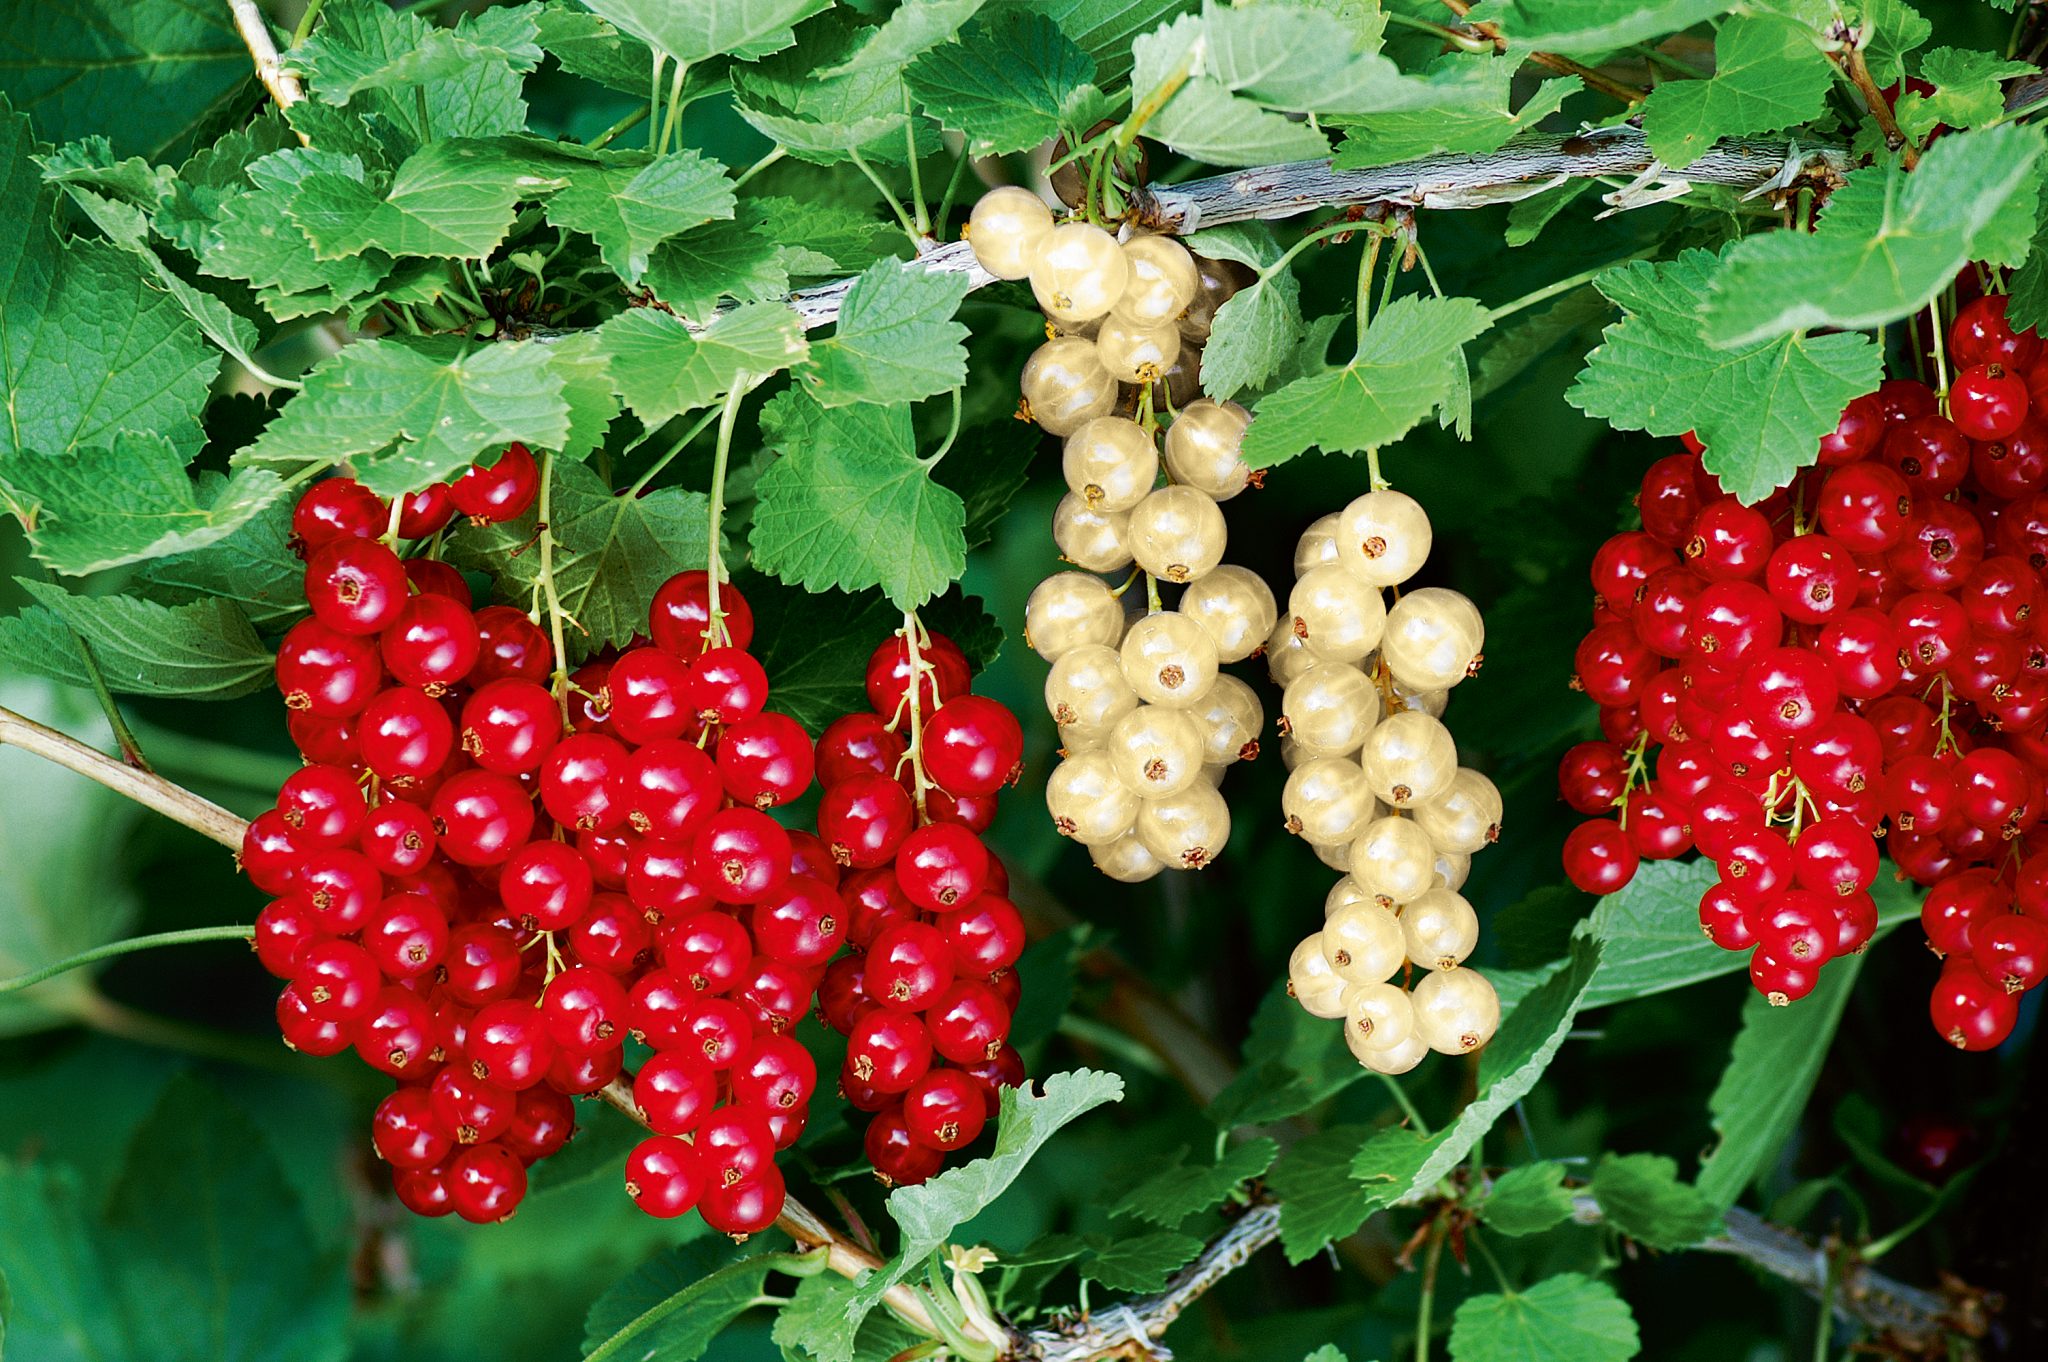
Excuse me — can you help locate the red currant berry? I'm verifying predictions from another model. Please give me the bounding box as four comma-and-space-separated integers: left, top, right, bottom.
750, 876, 847, 967
499, 840, 595, 932
718, 712, 816, 808
698, 1163, 784, 1236
847, 1009, 935, 1092
277, 618, 383, 717
692, 807, 792, 905
541, 964, 631, 1052
449, 443, 539, 524
903, 1069, 987, 1151
621, 738, 721, 841
362, 891, 449, 980
396, 482, 457, 538
1929, 961, 2020, 1050
940, 896, 1026, 974
921, 697, 1024, 797
472, 606, 552, 687
634, 1050, 718, 1134
865, 632, 972, 720
607, 646, 693, 745
1562, 818, 1637, 894
865, 1107, 944, 1186
291, 478, 385, 555
467, 999, 557, 1089
686, 647, 770, 725
731, 1033, 817, 1111
305, 537, 409, 635
650, 570, 754, 660
358, 687, 457, 784
429, 770, 535, 866
926, 979, 1012, 1064
625, 1135, 707, 1218
816, 711, 908, 787
818, 772, 916, 868
441, 924, 525, 1007
373, 1086, 454, 1169
447, 1142, 527, 1223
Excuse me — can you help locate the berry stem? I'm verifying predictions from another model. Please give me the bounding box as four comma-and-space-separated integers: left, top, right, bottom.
1413, 1218, 1447, 1362
69, 630, 155, 772
1377, 1072, 1431, 1134
1834, 37, 1920, 170
898, 611, 936, 823
0, 925, 256, 996
0, 704, 245, 849
703, 382, 748, 651
533, 450, 577, 722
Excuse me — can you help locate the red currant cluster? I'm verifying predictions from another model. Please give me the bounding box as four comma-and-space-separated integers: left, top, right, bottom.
1561, 295, 2048, 1049
243, 453, 1024, 1229
807, 627, 1030, 1187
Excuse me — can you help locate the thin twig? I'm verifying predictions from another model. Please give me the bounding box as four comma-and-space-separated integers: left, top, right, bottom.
1835, 36, 1920, 170
1438, 0, 1649, 105
0, 705, 245, 847
224, 0, 308, 118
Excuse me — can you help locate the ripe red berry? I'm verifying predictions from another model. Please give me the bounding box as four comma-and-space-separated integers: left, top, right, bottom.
731, 1034, 817, 1111
895, 823, 991, 911
692, 807, 793, 904
865, 632, 972, 720
634, 1050, 718, 1134
698, 1163, 785, 1235
749, 876, 847, 966
447, 1142, 527, 1222
362, 891, 449, 980
920, 697, 1023, 796
292, 478, 386, 554
925, 979, 1012, 1064
818, 772, 916, 868
621, 739, 721, 841
449, 443, 539, 524
305, 537, 410, 635
499, 840, 595, 932
1562, 818, 1637, 895
903, 1069, 987, 1151
430, 770, 535, 866
1929, 961, 2020, 1050
846, 1009, 935, 1092
687, 647, 770, 725
277, 619, 384, 717
649, 570, 754, 659
865, 1107, 945, 1186
1951, 364, 2031, 442
472, 605, 552, 686
373, 1087, 454, 1169
816, 712, 907, 787
625, 1136, 707, 1218
718, 712, 816, 808
541, 965, 631, 1052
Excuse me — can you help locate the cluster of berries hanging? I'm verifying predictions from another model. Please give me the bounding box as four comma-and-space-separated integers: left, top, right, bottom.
807, 625, 1029, 1187
244, 454, 1028, 1230
1561, 294, 2048, 1049
969, 186, 1271, 877
1275, 490, 1503, 1072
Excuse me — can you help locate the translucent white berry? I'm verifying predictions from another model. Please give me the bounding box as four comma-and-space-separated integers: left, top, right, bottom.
1114, 234, 1200, 327
1053, 493, 1135, 574
1321, 901, 1405, 985
1411, 968, 1500, 1055
1177, 253, 1251, 342
1119, 610, 1220, 709
967, 187, 1054, 280
1127, 486, 1227, 583
1090, 831, 1164, 883
1025, 570, 1125, 661
1355, 1029, 1428, 1074
1136, 781, 1231, 869
1325, 876, 1373, 919
1280, 663, 1378, 757
1343, 982, 1416, 1053
1335, 489, 1433, 587
1401, 888, 1480, 971
1105, 705, 1206, 798
1381, 587, 1485, 692
1045, 643, 1139, 730
1021, 338, 1118, 436
1059, 721, 1109, 755
1282, 757, 1375, 845
1063, 417, 1158, 513
1029, 221, 1129, 323
1310, 839, 1354, 872
1188, 673, 1263, 766
1180, 565, 1277, 664
1348, 814, 1436, 907
1413, 768, 1503, 855
1265, 619, 1332, 688
1434, 848, 1472, 892
1358, 710, 1458, 808
1095, 315, 1182, 385
1045, 750, 1140, 845
1288, 565, 1387, 664
1162, 399, 1251, 501
1289, 934, 1349, 1019
1294, 513, 1342, 577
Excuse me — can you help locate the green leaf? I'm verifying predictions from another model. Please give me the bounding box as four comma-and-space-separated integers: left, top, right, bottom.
289, 0, 542, 101
0, 433, 284, 575
1588, 1153, 1724, 1250
772, 1272, 926, 1362
1242, 296, 1492, 466
1894, 47, 2032, 139
644, 220, 792, 316
534, 4, 662, 94
545, 150, 736, 284
842, 1070, 1124, 1341
1470, 0, 1730, 56
583, 1238, 788, 1362
1268, 1124, 1385, 1261
103, 1074, 349, 1362
905, 11, 1099, 154
1638, 16, 1832, 169
933, 419, 1036, 550
444, 460, 711, 659
1478, 1163, 1576, 1237
598, 303, 807, 425
739, 196, 890, 275
0, 0, 250, 159
1142, 75, 1331, 166
1209, 984, 1368, 1127
825, 0, 991, 77
1857, 0, 1931, 86
2006, 180, 2048, 334
1568, 248, 1883, 504
729, 12, 938, 164
799, 260, 970, 407
750, 390, 965, 608
1703, 124, 2048, 346
235, 337, 572, 497
200, 149, 391, 316
1201, 269, 1303, 402
0, 1160, 130, 1358
582, 0, 831, 64
289, 0, 531, 143
1114, 1138, 1281, 1226
1080, 1231, 1205, 1292
1037, 0, 1195, 85
1447, 1273, 1640, 1362
291, 139, 573, 261
136, 484, 306, 628
1333, 62, 1578, 169
4, 579, 271, 698
1697, 946, 1870, 1209
1195, 2, 1414, 115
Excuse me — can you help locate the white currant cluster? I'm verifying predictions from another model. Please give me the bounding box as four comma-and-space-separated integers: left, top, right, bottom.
1275, 490, 1505, 1073
970, 187, 1271, 880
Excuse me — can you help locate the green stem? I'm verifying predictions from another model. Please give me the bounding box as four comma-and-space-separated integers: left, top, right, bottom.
1382, 9, 1491, 52
850, 147, 921, 245
2, 926, 255, 996
1988, 94, 2048, 127
1467, 1225, 1514, 1293
904, 90, 930, 235
702, 384, 748, 649
658, 61, 688, 155
534, 451, 576, 719
1812, 1247, 1837, 1361
923, 388, 963, 468
933, 147, 973, 236
1356, 232, 1385, 351
1270, 219, 1384, 276
648, 50, 667, 153
1486, 254, 1646, 323
629, 407, 724, 496
589, 105, 650, 151
1377, 1072, 1430, 1134
290, 0, 328, 47
732, 145, 787, 190
1414, 1223, 1446, 1362
1631, 41, 1711, 78
69, 631, 153, 771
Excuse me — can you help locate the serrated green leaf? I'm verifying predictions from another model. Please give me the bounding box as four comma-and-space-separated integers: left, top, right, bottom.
1201, 269, 1303, 401
289, 0, 530, 143
905, 10, 1098, 154
534, 4, 662, 94
598, 303, 806, 425
1858, 0, 1930, 85
2006, 179, 2048, 335
0, 1160, 130, 1357
1470, 0, 1729, 56
288, 0, 541, 101
1504, 179, 1594, 248
1208, 984, 1373, 1128
5, 579, 272, 698
1472, 288, 1608, 400
1143, 75, 1332, 165
1196, 2, 1413, 114
840, 1070, 1124, 1348
0, 433, 283, 575
1568, 248, 1883, 504
799, 260, 970, 407
1447, 1274, 1640, 1362
1269, 1124, 1385, 1261
545, 149, 735, 284
444, 460, 711, 659
0, 0, 250, 159
750, 390, 965, 608
137, 484, 305, 628
1895, 46, 2034, 140
742, 196, 890, 275
1332, 61, 1578, 169
1080, 1231, 1205, 1291
582, 1238, 790, 1362
291, 139, 572, 261
200, 148, 391, 311
1703, 125, 2047, 346
583, 0, 830, 64
1115, 1138, 1281, 1226
824, 0, 991, 77
1037, 0, 1194, 86
730, 11, 938, 164
1241, 295, 1492, 466
773, 1273, 926, 1362
1639, 16, 1832, 169
1697, 948, 1868, 1209
235, 337, 570, 496
936, 420, 1036, 550
644, 220, 792, 317
152, 112, 298, 255
1588, 1153, 1724, 1250
1478, 1163, 1576, 1237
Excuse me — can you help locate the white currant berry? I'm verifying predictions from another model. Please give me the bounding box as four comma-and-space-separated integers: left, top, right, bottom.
1127, 486, 1227, 584
1411, 968, 1500, 1055
1162, 399, 1251, 501
1358, 710, 1457, 808
1321, 901, 1405, 985
1028, 221, 1129, 323
1325, 876, 1372, 919
1147, 348, 1205, 411
1288, 934, 1350, 1019
1188, 673, 1263, 766
1105, 705, 1206, 798
1045, 643, 1139, 730
1388, 681, 1449, 719
1053, 492, 1136, 573
1090, 831, 1165, 883
1177, 253, 1250, 342
1025, 570, 1125, 661
1119, 611, 1219, 709
1348, 814, 1436, 908
1280, 663, 1378, 757
1281, 757, 1375, 845
1198, 761, 1229, 787
1342, 982, 1417, 1053
1294, 513, 1342, 577
1136, 781, 1230, 869
1265, 619, 1332, 687
1059, 721, 1110, 755
1310, 839, 1354, 872
1180, 565, 1277, 664
1045, 750, 1140, 845
1413, 768, 1503, 855
1401, 888, 1480, 971
1095, 314, 1182, 385
1063, 417, 1159, 513
1288, 565, 1387, 664
1355, 1029, 1428, 1074
1335, 489, 1433, 587
1381, 587, 1485, 692
967, 187, 1054, 280
1021, 338, 1119, 436
1114, 234, 1200, 327
1434, 848, 1472, 892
